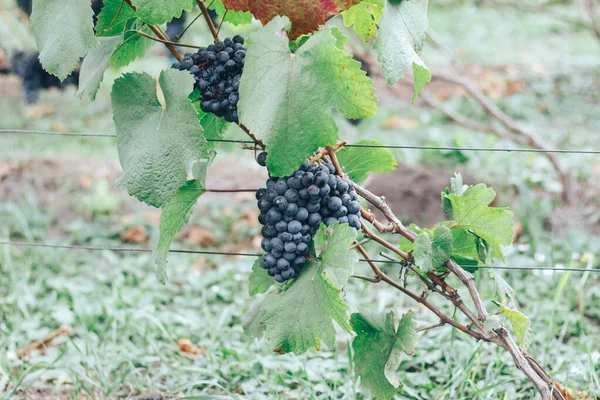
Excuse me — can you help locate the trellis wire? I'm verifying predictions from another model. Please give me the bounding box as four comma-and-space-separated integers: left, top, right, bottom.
1, 129, 599, 155
1, 241, 598, 273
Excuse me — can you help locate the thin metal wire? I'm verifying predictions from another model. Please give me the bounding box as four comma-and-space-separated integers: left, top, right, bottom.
1, 241, 598, 273
1, 129, 599, 155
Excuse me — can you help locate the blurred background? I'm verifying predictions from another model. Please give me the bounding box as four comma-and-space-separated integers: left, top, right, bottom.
0, 0, 599, 398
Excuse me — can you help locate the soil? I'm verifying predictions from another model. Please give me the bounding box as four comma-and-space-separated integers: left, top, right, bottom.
1, 155, 598, 236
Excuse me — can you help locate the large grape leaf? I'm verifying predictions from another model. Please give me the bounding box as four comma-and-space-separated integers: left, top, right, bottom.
248, 223, 358, 353
312, 222, 358, 287
413, 225, 453, 273
351, 310, 417, 400
154, 180, 205, 283
222, 0, 360, 39
442, 184, 513, 261
131, 0, 195, 25
336, 140, 396, 184
95, 0, 137, 36
111, 70, 208, 208
31, 0, 98, 80
78, 36, 122, 100
209, 0, 253, 26
374, 0, 430, 99
110, 21, 154, 68
342, 0, 384, 41
239, 17, 378, 177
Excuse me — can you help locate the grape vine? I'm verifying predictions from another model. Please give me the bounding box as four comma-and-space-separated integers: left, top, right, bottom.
25, 0, 568, 399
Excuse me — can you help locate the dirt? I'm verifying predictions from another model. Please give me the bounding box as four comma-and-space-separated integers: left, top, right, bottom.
0, 154, 467, 227
1, 154, 598, 238
365, 164, 474, 226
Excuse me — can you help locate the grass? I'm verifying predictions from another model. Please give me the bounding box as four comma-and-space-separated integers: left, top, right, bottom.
1, 0, 599, 399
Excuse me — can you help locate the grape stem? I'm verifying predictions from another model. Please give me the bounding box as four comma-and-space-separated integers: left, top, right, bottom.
206, 188, 259, 193
124, 0, 182, 61
196, 0, 220, 42
134, 30, 204, 49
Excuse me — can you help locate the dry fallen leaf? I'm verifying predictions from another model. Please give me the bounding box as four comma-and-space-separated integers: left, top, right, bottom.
16, 325, 73, 358
79, 175, 92, 189
381, 116, 420, 130
177, 338, 205, 355
120, 226, 149, 244
554, 381, 593, 400
506, 80, 526, 95
25, 104, 54, 119
50, 121, 68, 132
184, 225, 216, 247
512, 220, 523, 243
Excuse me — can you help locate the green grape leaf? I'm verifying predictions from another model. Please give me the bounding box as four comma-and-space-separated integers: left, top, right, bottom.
95, 0, 137, 36
442, 184, 513, 261
412, 62, 432, 103
450, 226, 479, 262
111, 70, 208, 208
249, 258, 274, 296
248, 223, 357, 353
154, 180, 205, 283
336, 140, 397, 184
239, 17, 378, 177
131, 0, 195, 25
450, 173, 468, 195
209, 0, 253, 26
312, 222, 358, 287
413, 225, 453, 272
374, 0, 429, 87
78, 36, 122, 100
222, 0, 361, 39
496, 302, 530, 348
488, 270, 516, 305
31, 0, 98, 80
110, 21, 154, 68
351, 310, 417, 400
342, 0, 384, 41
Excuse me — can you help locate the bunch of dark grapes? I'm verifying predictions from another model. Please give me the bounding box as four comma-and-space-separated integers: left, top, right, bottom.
255, 152, 362, 282
171, 35, 246, 123
11, 52, 79, 103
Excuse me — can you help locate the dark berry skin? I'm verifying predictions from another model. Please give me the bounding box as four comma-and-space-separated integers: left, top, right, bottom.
171, 36, 246, 122
256, 160, 361, 282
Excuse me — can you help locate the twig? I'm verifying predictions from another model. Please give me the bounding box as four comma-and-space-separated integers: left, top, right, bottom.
240, 124, 265, 149
135, 30, 203, 49
196, 0, 220, 42
124, 0, 182, 61
205, 188, 259, 192
216, 9, 229, 37
416, 321, 445, 333
581, 0, 600, 41
15, 325, 73, 358
431, 69, 573, 204
495, 328, 554, 399
175, 0, 216, 41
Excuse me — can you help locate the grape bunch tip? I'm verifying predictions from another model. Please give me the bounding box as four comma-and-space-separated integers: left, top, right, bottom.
255, 152, 362, 283
172, 35, 246, 123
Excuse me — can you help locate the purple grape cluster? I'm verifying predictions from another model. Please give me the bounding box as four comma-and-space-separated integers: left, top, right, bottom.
256, 152, 362, 282
171, 35, 246, 123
